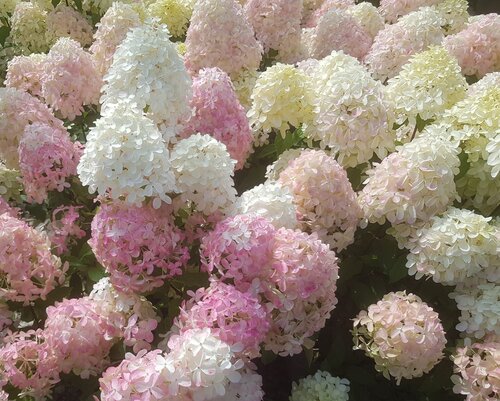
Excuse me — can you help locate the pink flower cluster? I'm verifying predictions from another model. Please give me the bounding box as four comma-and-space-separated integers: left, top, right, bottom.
18, 123, 81, 204
304, 0, 355, 27
201, 214, 340, 356
90, 202, 190, 294
182, 67, 253, 170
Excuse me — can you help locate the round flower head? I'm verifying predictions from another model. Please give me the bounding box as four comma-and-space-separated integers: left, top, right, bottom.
41, 38, 101, 120
77, 104, 177, 207
451, 337, 500, 401
0, 160, 22, 203
309, 9, 372, 61
89, 201, 189, 294
429, 0, 469, 35
170, 134, 237, 215
165, 328, 245, 401
101, 23, 191, 137
47, 206, 86, 255
244, 0, 302, 59
185, 0, 262, 76
174, 281, 270, 358
385, 46, 468, 142
9, 2, 49, 53
182, 67, 253, 170
450, 283, 500, 339
44, 297, 117, 378
379, 0, 440, 23
444, 14, 500, 78
304, 60, 392, 167
290, 371, 350, 401
265, 148, 302, 181
200, 213, 276, 289
5, 53, 47, 97
45, 4, 93, 47
0, 330, 60, 400
0, 87, 63, 169
211, 368, 264, 401
406, 207, 499, 285
263, 228, 340, 356
278, 149, 362, 251
90, 2, 144, 77
304, 0, 355, 27
248, 63, 315, 145
89, 278, 159, 352
18, 123, 81, 204
346, 2, 384, 39
353, 291, 447, 384
147, 0, 193, 38
0, 214, 66, 304
358, 135, 460, 227
233, 182, 298, 229
99, 349, 170, 401
365, 7, 444, 82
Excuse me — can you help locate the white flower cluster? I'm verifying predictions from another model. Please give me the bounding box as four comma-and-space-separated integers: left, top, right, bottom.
171, 134, 237, 215
0, 161, 22, 202
290, 371, 350, 401
212, 369, 264, 401
346, 2, 385, 39
450, 283, 500, 339
248, 63, 315, 145
265, 148, 302, 182
385, 46, 468, 142
77, 104, 177, 208
233, 182, 298, 229
406, 207, 499, 285
429, 0, 469, 35
358, 134, 460, 228
101, 23, 192, 138
467, 72, 500, 98
304, 52, 393, 168
9, 1, 49, 53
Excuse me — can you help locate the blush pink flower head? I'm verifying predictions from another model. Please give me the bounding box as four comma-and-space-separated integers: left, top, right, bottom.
5, 53, 47, 97
90, 201, 190, 294
182, 67, 253, 170
379, 0, 441, 23
304, 0, 355, 27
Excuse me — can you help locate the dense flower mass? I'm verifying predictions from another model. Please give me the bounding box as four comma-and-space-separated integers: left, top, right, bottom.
0, 214, 66, 303
185, 0, 262, 76
182, 67, 253, 170
278, 149, 362, 251
9, 2, 49, 54
5, 53, 46, 97
90, 202, 189, 293
353, 291, 447, 384
290, 371, 350, 401
379, 0, 440, 23
304, 0, 355, 27
45, 4, 94, 47
101, 23, 192, 136
147, 0, 192, 38
346, 2, 384, 39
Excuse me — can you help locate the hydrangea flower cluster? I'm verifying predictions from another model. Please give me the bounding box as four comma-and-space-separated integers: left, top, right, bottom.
18, 123, 81, 203
89, 201, 189, 293
171, 134, 237, 215
430, 0, 469, 35
346, 2, 384, 39
248, 63, 314, 144
290, 371, 350, 401
9, 2, 49, 54
0, 214, 66, 304
0, 161, 22, 203
47, 206, 86, 255
278, 149, 362, 251
185, 0, 262, 76
233, 182, 298, 229
101, 23, 192, 136
147, 0, 193, 38
45, 4, 93, 47
364, 7, 444, 81
182, 67, 253, 170
77, 104, 177, 207
304, 0, 355, 27
5, 53, 46, 97
451, 337, 500, 401
406, 207, 499, 285
353, 291, 447, 384
450, 283, 500, 339
379, 0, 440, 23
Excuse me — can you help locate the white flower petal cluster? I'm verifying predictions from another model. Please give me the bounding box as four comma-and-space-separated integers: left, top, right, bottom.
9, 1, 49, 53
406, 207, 499, 285
77, 103, 177, 207
385, 46, 468, 142
171, 134, 236, 215
211, 369, 264, 401
358, 134, 460, 227
101, 23, 192, 138
90, 2, 145, 77
486, 132, 500, 179
265, 148, 302, 182
346, 2, 384, 39
82, 0, 134, 15
379, 0, 440, 23
233, 182, 298, 229
304, 56, 393, 168
467, 72, 500, 98
248, 63, 315, 145
0, 161, 22, 203
450, 283, 500, 339
147, 0, 193, 38
165, 328, 244, 401
231, 69, 260, 111
429, 0, 469, 35
290, 371, 350, 401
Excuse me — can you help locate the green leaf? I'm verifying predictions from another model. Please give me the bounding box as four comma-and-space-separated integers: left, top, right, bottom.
0, 25, 10, 47
88, 265, 106, 282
